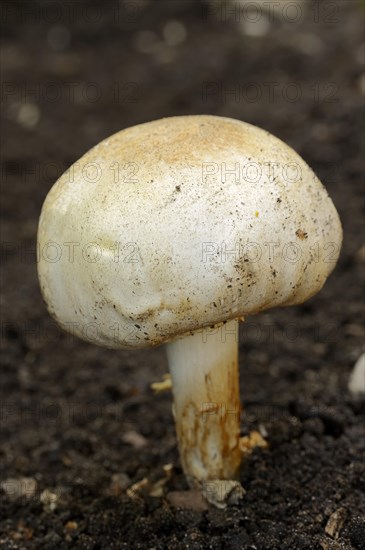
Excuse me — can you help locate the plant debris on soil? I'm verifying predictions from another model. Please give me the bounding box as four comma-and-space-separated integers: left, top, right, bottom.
1, 1, 364, 548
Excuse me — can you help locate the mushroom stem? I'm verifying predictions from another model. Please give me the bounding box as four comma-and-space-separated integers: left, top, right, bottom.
166, 319, 241, 487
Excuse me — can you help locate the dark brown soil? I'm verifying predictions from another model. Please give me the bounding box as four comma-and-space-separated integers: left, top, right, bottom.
1, 1, 364, 549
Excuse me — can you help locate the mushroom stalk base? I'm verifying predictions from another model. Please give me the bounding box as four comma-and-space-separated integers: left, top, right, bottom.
166, 320, 241, 488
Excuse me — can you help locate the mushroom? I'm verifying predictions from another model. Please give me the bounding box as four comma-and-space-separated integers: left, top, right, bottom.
37, 115, 342, 499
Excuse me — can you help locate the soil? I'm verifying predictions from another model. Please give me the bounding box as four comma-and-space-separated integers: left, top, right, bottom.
1, 1, 364, 549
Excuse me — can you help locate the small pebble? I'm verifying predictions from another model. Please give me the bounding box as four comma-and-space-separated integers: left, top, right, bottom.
40, 489, 58, 511
122, 430, 148, 448
325, 507, 347, 539
64, 520, 78, 531
17, 104, 40, 128
348, 353, 365, 396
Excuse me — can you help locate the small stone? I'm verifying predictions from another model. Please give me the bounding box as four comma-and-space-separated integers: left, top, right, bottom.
40, 489, 58, 511
17, 104, 40, 129
122, 430, 148, 449
64, 520, 78, 531
348, 353, 365, 396
258, 423, 268, 438
325, 507, 347, 539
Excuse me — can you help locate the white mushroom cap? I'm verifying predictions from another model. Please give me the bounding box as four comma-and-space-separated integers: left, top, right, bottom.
37, 115, 342, 349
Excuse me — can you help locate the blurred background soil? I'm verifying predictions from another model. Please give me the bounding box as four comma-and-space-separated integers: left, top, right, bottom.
0, 1, 364, 548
